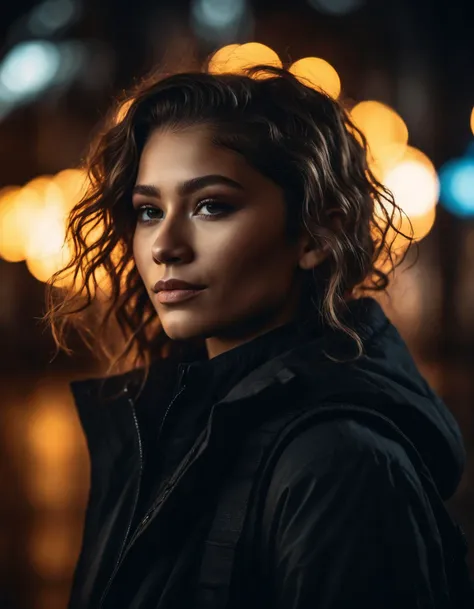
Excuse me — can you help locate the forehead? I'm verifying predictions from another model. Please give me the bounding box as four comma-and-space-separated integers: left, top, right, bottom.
137, 126, 247, 182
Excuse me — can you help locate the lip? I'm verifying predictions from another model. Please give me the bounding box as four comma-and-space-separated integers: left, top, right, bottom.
156, 288, 205, 304
153, 279, 206, 292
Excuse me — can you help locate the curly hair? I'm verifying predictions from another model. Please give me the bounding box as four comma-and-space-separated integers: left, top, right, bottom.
45, 63, 412, 377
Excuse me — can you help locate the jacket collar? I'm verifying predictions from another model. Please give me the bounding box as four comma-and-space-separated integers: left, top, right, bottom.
71, 298, 386, 410
70, 298, 466, 501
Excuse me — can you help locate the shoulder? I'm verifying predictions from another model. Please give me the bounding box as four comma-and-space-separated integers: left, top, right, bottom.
256, 414, 445, 609
266, 414, 421, 498
259, 414, 431, 557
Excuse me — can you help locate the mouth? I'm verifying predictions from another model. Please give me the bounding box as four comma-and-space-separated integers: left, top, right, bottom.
156, 288, 205, 304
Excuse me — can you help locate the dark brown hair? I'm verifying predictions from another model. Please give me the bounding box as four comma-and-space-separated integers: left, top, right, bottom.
46, 63, 412, 375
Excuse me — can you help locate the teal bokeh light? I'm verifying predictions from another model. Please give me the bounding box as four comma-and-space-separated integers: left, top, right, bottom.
439, 144, 474, 218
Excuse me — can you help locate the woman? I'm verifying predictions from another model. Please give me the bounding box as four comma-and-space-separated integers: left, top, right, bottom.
48, 64, 471, 608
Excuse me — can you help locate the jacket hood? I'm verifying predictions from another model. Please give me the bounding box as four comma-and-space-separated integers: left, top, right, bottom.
276, 298, 466, 501
70, 298, 466, 502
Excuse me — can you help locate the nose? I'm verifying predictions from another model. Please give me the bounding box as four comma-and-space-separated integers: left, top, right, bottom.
151, 221, 193, 266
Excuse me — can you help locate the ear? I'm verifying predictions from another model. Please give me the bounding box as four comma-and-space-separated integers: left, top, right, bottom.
298, 239, 329, 271
297, 208, 342, 271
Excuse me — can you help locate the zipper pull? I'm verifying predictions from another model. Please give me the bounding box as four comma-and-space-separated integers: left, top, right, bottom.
131, 483, 172, 541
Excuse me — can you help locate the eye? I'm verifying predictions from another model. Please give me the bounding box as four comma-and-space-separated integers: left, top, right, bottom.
195, 199, 232, 219
135, 200, 232, 224
135, 205, 161, 224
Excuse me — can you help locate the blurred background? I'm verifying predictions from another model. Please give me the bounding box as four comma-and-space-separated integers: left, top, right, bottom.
0, 0, 474, 607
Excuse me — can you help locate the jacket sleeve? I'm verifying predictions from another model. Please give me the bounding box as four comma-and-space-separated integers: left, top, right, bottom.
259, 418, 448, 609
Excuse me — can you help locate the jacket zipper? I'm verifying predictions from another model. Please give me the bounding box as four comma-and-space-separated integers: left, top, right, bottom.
156, 379, 187, 448
98, 386, 143, 609
113, 381, 189, 553
98, 370, 187, 608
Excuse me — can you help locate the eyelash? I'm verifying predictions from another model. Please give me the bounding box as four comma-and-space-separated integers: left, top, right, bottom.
135, 199, 231, 224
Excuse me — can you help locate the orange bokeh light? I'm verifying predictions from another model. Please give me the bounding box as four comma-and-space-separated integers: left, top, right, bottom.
374, 146, 439, 253
383, 146, 439, 219
208, 43, 282, 77
289, 57, 341, 99
0, 186, 43, 262
53, 168, 89, 211
208, 44, 241, 73
350, 101, 409, 175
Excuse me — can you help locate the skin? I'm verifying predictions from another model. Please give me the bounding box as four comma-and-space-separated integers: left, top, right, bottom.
132, 125, 327, 359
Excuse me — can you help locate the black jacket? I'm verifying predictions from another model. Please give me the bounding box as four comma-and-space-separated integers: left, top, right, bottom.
68, 298, 468, 609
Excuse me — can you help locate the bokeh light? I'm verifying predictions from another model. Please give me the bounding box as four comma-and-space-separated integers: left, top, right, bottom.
0, 40, 86, 122
470, 106, 474, 136
383, 146, 439, 219
26, 398, 78, 508
0, 169, 91, 287
350, 101, 409, 177
0, 186, 43, 262
28, 0, 80, 37
208, 42, 282, 76
26, 245, 72, 285
289, 57, 341, 98
191, 0, 250, 43
0, 41, 61, 99
308, 0, 365, 16
0, 187, 24, 261
377, 146, 439, 251
23, 178, 71, 285
208, 43, 241, 73
26, 170, 88, 287
192, 0, 246, 30
53, 168, 88, 210
440, 154, 474, 218
29, 518, 78, 580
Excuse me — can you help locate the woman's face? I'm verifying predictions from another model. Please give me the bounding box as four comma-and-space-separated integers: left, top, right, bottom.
132, 125, 317, 358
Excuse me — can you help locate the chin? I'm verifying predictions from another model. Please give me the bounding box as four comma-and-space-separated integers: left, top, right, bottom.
159, 317, 211, 342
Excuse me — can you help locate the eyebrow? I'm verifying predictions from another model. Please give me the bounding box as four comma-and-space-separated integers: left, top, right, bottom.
132, 174, 244, 199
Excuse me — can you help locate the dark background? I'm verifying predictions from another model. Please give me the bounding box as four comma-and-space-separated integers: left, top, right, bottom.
0, 1, 473, 608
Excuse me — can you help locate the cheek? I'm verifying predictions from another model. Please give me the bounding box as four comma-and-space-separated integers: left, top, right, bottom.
208, 217, 295, 291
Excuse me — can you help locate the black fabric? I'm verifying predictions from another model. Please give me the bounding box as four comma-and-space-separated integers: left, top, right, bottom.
68, 298, 469, 609
131, 316, 320, 533
98, 317, 321, 609
196, 403, 473, 609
